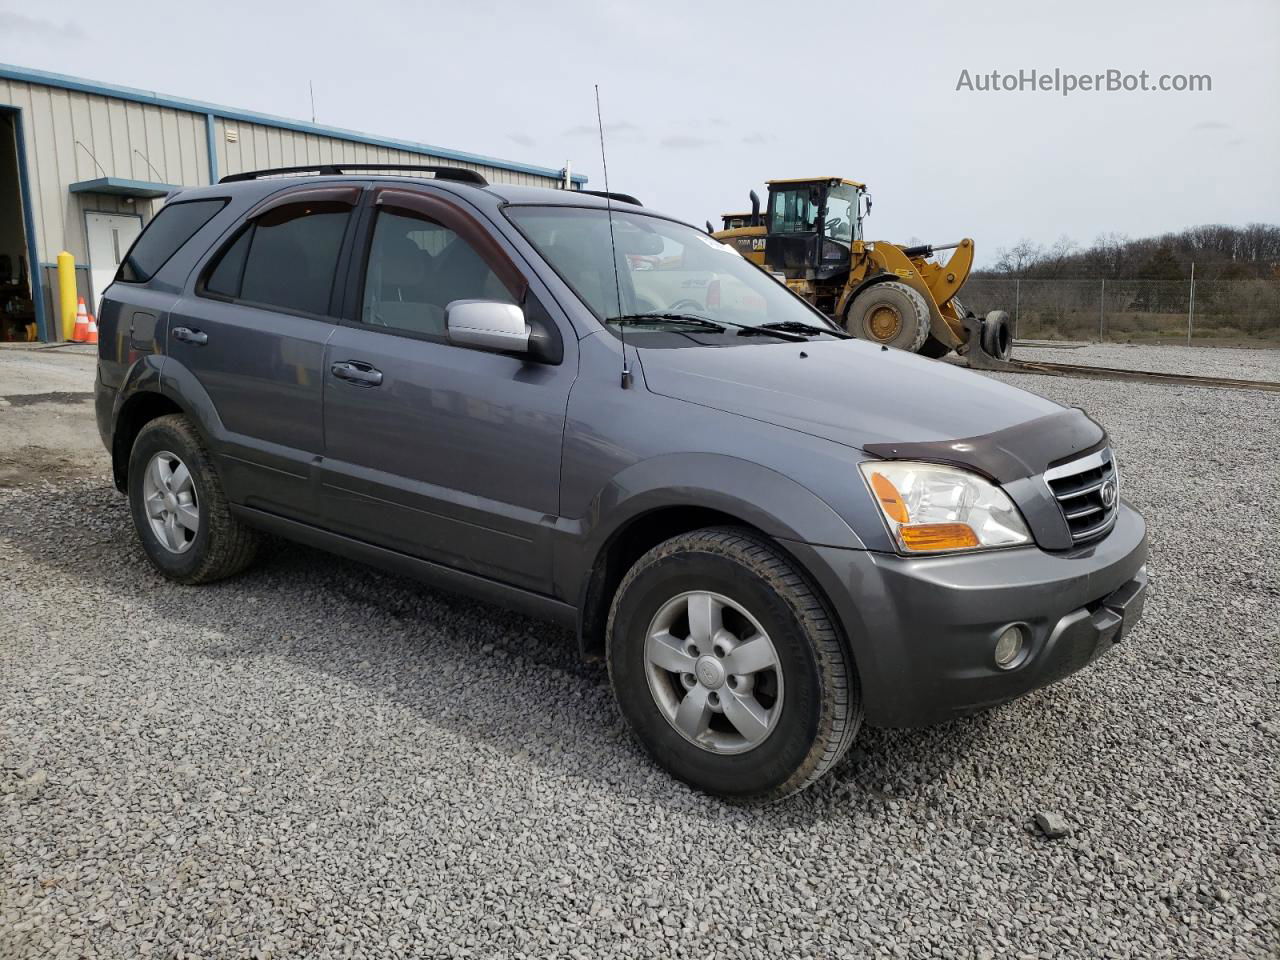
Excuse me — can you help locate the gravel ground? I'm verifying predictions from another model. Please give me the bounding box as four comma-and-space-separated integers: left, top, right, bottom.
1012, 341, 1280, 382
2, 348, 1277, 959
0, 346, 101, 488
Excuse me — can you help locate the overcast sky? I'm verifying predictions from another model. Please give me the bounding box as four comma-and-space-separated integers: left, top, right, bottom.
3, 0, 1277, 265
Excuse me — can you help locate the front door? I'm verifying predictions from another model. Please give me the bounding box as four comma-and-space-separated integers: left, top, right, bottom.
86, 211, 142, 313
319, 188, 576, 593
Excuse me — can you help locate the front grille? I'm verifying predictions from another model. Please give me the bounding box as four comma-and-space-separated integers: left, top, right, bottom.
1044, 448, 1119, 544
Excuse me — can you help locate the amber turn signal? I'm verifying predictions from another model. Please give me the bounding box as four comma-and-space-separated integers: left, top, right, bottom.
899, 522, 980, 551
868, 472, 910, 524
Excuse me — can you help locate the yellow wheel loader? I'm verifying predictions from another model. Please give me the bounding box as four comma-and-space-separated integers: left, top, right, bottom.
712, 178, 1013, 362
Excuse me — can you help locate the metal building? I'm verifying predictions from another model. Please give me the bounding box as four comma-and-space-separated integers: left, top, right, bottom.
0, 63, 586, 342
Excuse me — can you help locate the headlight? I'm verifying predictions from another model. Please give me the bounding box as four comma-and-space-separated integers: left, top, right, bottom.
858, 461, 1031, 553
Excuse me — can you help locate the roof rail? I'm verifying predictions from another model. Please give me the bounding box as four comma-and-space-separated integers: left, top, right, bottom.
219, 164, 488, 185
578, 189, 643, 206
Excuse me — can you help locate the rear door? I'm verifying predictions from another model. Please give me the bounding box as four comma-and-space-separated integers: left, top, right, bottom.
164, 184, 360, 522
318, 186, 576, 593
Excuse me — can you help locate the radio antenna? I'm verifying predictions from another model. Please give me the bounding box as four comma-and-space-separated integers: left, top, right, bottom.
595, 85, 632, 389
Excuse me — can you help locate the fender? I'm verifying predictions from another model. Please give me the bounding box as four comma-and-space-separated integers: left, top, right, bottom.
102, 353, 162, 441
556, 452, 867, 646
156, 357, 227, 445
105, 355, 172, 490
834, 271, 902, 320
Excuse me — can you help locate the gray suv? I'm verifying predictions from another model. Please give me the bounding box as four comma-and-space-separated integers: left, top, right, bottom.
95, 165, 1147, 801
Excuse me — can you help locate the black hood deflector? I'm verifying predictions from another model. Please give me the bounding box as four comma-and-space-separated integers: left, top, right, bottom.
863, 407, 1106, 483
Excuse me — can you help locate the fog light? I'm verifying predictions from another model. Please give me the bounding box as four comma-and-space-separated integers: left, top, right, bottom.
994, 626, 1024, 667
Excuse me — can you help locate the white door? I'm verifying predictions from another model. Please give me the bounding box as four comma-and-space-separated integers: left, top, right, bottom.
85, 212, 142, 314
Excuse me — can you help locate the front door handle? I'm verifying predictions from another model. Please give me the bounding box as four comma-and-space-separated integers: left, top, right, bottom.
331, 360, 383, 387
172, 326, 208, 346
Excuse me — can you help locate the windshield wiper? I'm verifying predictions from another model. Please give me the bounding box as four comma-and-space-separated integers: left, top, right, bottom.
610, 313, 727, 333
631, 313, 809, 342
752, 320, 851, 339
733, 325, 809, 342
610, 313, 837, 344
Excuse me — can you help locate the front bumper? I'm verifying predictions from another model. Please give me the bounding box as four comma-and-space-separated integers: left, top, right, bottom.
783, 502, 1148, 728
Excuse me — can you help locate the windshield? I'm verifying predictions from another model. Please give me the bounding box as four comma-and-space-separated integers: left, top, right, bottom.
506, 205, 840, 336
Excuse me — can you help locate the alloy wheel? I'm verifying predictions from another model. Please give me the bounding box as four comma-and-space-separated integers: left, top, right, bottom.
141, 450, 199, 554
643, 590, 785, 754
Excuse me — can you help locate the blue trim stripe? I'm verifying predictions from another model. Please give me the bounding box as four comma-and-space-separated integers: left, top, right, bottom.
0, 63, 588, 185
205, 113, 218, 184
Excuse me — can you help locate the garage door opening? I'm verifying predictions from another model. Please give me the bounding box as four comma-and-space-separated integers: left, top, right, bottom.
0, 109, 40, 342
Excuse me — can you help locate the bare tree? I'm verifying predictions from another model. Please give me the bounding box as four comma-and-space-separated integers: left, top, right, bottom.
993, 238, 1043, 276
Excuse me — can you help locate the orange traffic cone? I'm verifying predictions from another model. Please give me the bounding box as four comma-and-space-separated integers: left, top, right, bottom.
71, 297, 89, 342
85, 310, 99, 345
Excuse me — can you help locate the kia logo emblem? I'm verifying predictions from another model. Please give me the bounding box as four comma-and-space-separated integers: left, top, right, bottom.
1100, 479, 1117, 508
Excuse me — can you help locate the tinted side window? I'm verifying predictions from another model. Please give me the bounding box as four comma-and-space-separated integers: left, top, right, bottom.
118, 199, 227, 282
204, 228, 250, 298
203, 201, 351, 316
361, 209, 515, 337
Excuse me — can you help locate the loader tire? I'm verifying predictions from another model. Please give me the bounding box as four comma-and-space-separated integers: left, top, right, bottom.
845, 281, 931, 353
918, 338, 951, 359
981, 311, 1014, 361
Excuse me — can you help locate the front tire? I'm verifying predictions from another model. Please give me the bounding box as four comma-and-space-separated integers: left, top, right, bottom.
607, 527, 861, 801
127, 414, 260, 584
845, 281, 932, 352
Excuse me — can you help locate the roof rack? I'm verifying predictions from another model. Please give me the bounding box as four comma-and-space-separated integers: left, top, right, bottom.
578, 189, 642, 206
219, 164, 488, 185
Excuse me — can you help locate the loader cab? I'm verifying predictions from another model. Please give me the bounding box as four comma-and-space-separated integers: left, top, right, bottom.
764, 177, 865, 281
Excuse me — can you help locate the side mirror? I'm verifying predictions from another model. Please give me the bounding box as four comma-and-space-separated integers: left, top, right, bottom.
446, 300, 530, 355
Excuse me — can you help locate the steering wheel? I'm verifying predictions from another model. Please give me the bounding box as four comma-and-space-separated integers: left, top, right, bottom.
668, 298, 705, 313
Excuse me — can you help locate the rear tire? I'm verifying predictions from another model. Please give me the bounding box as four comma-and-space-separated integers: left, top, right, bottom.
845, 281, 932, 352
981, 310, 1014, 360
607, 527, 861, 801
127, 414, 260, 585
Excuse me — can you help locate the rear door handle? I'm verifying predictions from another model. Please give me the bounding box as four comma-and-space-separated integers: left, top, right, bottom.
330, 360, 383, 387
172, 326, 208, 346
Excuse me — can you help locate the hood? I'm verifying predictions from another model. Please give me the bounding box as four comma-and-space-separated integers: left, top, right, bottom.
637, 337, 1062, 451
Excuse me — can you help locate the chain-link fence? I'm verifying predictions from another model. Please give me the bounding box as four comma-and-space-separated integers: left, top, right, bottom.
959, 279, 1280, 344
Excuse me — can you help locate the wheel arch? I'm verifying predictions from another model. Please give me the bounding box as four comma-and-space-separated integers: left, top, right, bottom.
111, 390, 185, 491
110, 357, 224, 493
577, 504, 752, 661
570, 455, 865, 662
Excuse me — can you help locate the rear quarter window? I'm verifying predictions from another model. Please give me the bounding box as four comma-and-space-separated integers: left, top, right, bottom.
117, 199, 228, 282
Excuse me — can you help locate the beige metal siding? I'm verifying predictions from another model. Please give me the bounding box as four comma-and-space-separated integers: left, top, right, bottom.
2, 76, 566, 266
213, 117, 559, 188
0, 77, 207, 262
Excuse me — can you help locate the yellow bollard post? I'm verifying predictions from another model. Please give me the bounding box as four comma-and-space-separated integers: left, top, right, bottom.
56, 251, 77, 342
